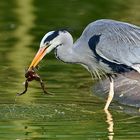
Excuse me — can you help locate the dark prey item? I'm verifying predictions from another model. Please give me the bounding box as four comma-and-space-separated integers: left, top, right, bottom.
17, 67, 51, 96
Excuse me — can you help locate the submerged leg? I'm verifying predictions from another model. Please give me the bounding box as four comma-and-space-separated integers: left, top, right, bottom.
104, 77, 114, 110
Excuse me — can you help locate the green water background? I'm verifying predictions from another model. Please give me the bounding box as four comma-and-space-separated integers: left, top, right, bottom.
0, 0, 140, 139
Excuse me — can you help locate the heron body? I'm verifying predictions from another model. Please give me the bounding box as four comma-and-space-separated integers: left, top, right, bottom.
29, 19, 140, 110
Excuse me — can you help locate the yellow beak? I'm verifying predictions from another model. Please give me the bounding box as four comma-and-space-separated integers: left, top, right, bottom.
28, 47, 47, 70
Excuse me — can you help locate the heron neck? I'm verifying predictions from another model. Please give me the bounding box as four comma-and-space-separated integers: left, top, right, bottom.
55, 43, 79, 63
55, 32, 81, 63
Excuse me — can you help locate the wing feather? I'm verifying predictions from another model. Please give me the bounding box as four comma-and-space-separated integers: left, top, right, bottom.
85, 20, 140, 66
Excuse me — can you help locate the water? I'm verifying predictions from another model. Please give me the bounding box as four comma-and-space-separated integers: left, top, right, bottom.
0, 0, 140, 139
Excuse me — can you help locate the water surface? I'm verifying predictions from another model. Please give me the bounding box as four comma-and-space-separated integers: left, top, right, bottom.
0, 0, 140, 139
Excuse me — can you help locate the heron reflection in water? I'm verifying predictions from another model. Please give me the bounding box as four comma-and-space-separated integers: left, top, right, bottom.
28, 19, 140, 110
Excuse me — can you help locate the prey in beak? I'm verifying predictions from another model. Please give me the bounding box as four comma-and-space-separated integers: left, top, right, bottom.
17, 44, 52, 95
17, 30, 63, 96
17, 66, 52, 96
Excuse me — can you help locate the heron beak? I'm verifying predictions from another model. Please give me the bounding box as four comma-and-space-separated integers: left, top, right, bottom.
28, 46, 48, 70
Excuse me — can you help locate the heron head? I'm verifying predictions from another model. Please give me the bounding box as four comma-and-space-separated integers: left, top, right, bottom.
28, 30, 68, 70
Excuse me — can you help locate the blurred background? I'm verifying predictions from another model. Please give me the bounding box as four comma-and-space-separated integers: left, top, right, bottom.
0, 0, 140, 139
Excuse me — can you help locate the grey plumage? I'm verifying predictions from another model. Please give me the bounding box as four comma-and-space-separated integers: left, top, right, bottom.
30, 19, 140, 109
71, 19, 140, 78
84, 19, 140, 65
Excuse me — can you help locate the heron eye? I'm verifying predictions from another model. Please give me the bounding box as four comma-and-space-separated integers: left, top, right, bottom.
45, 42, 49, 46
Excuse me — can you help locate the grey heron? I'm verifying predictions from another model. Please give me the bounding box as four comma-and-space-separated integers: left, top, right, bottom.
28, 19, 140, 110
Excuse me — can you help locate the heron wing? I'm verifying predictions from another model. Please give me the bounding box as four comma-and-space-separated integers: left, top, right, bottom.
94, 20, 140, 66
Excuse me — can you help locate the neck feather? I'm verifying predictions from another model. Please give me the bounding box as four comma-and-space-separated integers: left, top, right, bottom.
55, 32, 79, 63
